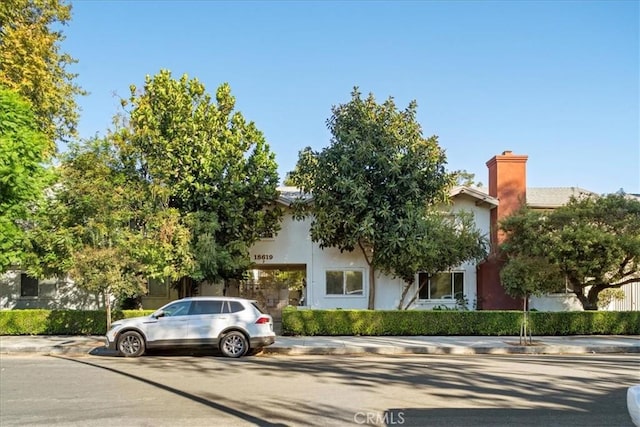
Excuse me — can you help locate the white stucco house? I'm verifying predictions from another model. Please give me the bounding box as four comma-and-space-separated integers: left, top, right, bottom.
0, 183, 497, 314
245, 185, 497, 313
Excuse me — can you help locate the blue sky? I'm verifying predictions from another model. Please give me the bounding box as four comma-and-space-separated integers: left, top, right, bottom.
62, 0, 639, 194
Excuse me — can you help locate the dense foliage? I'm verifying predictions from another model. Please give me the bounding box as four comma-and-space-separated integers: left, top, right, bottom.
500, 194, 640, 310
0, 309, 154, 335
281, 307, 640, 336
2, 308, 637, 336
0, 0, 84, 143
290, 88, 485, 308
22, 71, 282, 316
0, 88, 52, 272
117, 70, 282, 284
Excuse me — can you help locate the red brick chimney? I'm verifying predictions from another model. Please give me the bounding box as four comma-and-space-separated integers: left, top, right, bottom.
477, 151, 528, 310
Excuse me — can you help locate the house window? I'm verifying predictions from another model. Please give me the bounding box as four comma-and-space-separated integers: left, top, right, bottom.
20, 273, 39, 297
418, 272, 464, 300
147, 278, 168, 298
326, 270, 364, 296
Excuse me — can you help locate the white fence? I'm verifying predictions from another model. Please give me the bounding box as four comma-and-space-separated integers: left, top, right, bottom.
606, 282, 639, 311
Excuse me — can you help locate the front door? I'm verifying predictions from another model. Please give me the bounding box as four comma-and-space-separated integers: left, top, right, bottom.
186, 299, 230, 344
146, 299, 191, 345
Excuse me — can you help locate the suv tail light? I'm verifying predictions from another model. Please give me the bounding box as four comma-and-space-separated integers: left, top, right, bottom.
255, 316, 271, 324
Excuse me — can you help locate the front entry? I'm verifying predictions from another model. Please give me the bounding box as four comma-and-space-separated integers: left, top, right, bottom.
226, 265, 306, 329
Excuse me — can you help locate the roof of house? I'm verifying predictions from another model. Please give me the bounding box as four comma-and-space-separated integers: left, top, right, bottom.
276, 186, 499, 208
526, 187, 599, 209
277, 186, 311, 206
450, 186, 499, 207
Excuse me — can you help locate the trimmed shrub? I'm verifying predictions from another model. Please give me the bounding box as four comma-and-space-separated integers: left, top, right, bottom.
282, 307, 640, 336
1, 308, 638, 336
0, 310, 154, 335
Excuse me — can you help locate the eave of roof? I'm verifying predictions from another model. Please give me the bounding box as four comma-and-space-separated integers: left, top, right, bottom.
450, 186, 499, 208
276, 186, 499, 208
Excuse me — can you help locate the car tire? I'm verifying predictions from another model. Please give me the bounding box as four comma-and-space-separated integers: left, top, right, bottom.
220, 331, 248, 358
117, 330, 146, 357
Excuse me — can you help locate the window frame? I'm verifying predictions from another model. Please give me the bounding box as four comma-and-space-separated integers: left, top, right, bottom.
160, 300, 192, 317
20, 273, 39, 298
417, 271, 465, 300
146, 278, 169, 298
324, 269, 365, 297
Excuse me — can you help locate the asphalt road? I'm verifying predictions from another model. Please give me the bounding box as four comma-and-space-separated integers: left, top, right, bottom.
1, 353, 638, 426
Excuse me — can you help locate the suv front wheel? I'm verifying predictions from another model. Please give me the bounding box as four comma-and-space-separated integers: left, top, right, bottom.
117, 330, 146, 357
220, 331, 248, 358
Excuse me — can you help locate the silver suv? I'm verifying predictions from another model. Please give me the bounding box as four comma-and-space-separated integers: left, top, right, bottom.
106, 297, 275, 358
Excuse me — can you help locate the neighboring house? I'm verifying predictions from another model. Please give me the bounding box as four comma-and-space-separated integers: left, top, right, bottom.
476, 151, 638, 312
2, 150, 637, 314
526, 187, 640, 312
0, 270, 103, 310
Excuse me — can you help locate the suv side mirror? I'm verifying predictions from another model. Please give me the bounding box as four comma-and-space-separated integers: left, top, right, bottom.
152, 309, 165, 319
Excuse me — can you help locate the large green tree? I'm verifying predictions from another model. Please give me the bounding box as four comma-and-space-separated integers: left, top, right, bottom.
0, 0, 84, 144
291, 88, 481, 309
23, 137, 194, 328
0, 87, 52, 273
117, 70, 281, 286
500, 194, 640, 310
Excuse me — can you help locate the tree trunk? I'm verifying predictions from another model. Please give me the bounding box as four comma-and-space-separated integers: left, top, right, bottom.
400, 279, 428, 310
358, 240, 375, 310
368, 267, 375, 310
398, 283, 411, 310
585, 283, 607, 311
105, 287, 112, 332
574, 283, 603, 311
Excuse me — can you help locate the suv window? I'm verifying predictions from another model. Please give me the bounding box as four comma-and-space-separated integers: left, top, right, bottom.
251, 302, 265, 314
222, 301, 245, 313
162, 300, 191, 317
191, 300, 223, 315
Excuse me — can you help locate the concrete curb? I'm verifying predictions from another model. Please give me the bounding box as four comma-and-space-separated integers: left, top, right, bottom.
2, 335, 639, 357
263, 345, 640, 356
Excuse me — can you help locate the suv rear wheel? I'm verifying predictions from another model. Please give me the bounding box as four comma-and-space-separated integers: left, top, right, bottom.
118, 330, 145, 357
220, 331, 248, 358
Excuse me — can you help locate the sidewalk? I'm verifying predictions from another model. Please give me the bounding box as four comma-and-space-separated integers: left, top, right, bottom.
1, 334, 639, 357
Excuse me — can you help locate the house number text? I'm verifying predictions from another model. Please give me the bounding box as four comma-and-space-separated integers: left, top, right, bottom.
254, 254, 274, 261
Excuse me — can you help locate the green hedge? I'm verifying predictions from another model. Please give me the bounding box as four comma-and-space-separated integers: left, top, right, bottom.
282, 307, 640, 336
0, 310, 154, 335
1, 308, 638, 336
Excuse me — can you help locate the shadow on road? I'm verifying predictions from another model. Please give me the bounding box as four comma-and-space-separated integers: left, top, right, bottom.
54, 355, 289, 426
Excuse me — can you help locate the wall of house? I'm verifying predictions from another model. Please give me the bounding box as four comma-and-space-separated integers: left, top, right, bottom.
1, 191, 494, 312
529, 294, 583, 311
249, 196, 493, 311
0, 270, 102, 310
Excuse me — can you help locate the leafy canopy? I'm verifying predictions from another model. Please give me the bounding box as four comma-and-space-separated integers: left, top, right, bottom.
0, 87, 52, 272
291, 88, 484, 309
118, 70, 282, 283
500, 194, 640, 310
0, 0, 85, 143
22, 136, 198, 327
